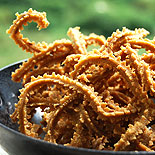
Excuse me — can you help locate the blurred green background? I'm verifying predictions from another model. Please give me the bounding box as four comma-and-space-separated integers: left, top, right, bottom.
0, 0, 155, 68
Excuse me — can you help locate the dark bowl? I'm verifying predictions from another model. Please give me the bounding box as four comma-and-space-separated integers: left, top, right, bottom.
0, 61, 154, 155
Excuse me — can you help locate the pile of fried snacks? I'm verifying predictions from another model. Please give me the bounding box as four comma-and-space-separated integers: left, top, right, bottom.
7, 9, 155, 151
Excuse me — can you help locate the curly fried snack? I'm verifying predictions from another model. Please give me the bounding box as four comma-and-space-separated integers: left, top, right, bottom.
7, 9, 155, 151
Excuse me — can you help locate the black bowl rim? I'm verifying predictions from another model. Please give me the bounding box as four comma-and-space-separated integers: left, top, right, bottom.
0, 60, 154, 155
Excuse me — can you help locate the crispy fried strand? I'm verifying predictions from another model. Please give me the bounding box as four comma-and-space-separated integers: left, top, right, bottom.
7, 8, 49, 53
8, 9, 155, 152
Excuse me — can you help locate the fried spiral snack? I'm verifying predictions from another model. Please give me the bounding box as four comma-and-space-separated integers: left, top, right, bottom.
7, 9, 155, 151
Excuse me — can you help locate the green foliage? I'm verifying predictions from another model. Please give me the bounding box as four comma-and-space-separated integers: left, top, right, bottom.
0, 0, 155, 68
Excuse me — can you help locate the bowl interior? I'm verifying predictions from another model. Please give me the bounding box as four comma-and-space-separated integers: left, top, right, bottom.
0, 61, 22, 130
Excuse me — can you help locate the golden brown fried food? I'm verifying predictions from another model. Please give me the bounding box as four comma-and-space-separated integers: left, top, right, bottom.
7, 9, 155, 151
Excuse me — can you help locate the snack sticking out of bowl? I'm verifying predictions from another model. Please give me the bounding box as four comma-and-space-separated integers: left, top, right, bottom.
1, 8, 155, 154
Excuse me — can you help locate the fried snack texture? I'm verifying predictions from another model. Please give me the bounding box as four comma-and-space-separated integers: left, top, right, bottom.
7, 9, 155, 151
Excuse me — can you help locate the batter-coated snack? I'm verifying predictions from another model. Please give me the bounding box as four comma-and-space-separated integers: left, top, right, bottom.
7, 9, 155, 151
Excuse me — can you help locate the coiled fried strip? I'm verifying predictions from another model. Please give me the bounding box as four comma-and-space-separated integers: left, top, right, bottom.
102, 27, 149, 55
8, 9, 155, 152
7, 8, 49, 53
12, 39, 73, 83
